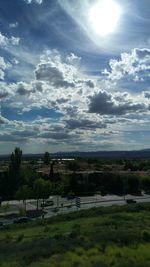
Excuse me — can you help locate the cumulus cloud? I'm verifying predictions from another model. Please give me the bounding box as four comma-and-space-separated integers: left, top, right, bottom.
34, 50, 81, 89
89, 90, 148, 115
103, 48, 150, 81
16, 82, 35, 96
0, 116, 10, 125
0, 32, 20, 48
35, 62, 75, 88
66, 53, 81, 64
0, 82, 15, 99
85, 80, 95, 88
143, 91, 150, 99
1, 47, 149, 152
0, 57, 11, 80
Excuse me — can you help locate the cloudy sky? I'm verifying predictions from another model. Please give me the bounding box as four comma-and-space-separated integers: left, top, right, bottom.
0, 0, 150, 154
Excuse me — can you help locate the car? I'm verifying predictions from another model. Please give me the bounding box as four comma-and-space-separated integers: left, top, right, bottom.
126, 199, 137, 204
41, 200, 54, 207
13, 217, 31, 223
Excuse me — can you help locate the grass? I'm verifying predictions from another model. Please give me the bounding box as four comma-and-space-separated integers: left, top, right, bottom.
0, 203, 150, 266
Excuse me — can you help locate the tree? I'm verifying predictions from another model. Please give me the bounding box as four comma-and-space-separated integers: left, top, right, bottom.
15, 185, 33, 211
49, 162, 54, 180
55, 183, 64, 208
33, 178, 52, 210
8, 147, 23, 197
9, 147, 22, 172
43, 152, 50, 165
2, 202, 10, 215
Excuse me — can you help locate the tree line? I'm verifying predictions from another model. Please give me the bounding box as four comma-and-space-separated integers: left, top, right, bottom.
0, 148, 150, 207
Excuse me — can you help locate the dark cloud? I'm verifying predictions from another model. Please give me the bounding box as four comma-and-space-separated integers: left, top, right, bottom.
12, 130, 36, 137
0, 133, 26, 142
143, 91, 150, 99
89, 90, 147, 115
0, 91, 9, 99
64, 106, 79, 117
135, 48, 150, 59
35, 63, 75, 88
17, 83, 30, 95
57, 98, 69, 104
0, 116, 9, 124
66, 118, 106, 129
85, 80, 95, 88
16, 82, 36, 96
39, 132, 71, 140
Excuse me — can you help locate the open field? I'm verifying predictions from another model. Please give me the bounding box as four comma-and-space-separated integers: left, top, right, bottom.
0, 203, 150, 267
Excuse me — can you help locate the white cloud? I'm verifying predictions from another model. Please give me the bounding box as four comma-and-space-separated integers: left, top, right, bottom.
66, 53, 81, 64
0, 115, 11, 125
9, 22, 18, 28
0, 57, 12, 80
89, 90, 148, 115
24, 0, 43, 4
35, 49, 80, 88
103, 48, 150, 81
1, 48, 150, 152
0, 32, 20, 48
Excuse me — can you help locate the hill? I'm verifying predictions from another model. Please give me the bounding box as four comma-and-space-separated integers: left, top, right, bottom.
1, 149, 150, 160
0, 203, 150, 267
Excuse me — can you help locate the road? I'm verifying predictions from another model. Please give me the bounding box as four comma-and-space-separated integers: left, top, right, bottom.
1, 193, 150, 224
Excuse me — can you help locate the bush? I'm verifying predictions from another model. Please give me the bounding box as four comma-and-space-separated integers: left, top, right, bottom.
142, 231, 150, 242
5, 234, 12, 243
16, 234, 24, 242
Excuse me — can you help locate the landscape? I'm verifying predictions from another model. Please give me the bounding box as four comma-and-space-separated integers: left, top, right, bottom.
0, 0, 150, 266
0, 148, 150, 266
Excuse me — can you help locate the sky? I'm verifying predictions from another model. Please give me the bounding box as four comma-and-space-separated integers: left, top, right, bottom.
0, 0, 150, 154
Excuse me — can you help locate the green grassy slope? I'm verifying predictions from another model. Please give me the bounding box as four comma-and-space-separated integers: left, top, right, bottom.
0, 204, 150, 267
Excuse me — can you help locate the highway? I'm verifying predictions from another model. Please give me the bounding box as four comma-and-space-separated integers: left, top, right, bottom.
1, 193, 150, 224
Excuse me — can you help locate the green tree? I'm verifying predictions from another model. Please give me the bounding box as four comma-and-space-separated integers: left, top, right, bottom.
9, 147, 22, 172
33, 178, 52, 209
8, 147, 23, 197
55, 183, 64, 208
15, 185, 33, 211
43, 152, 50, 165
2, 202, 10, 215
49, 162, 54, 180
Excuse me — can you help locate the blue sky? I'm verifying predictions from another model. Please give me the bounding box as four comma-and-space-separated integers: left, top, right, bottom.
0, 0, 150, 154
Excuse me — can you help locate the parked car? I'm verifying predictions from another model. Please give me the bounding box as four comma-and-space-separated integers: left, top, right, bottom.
13, 217, 31, 223
41, 200, 54, 207
126, 199, 137, 204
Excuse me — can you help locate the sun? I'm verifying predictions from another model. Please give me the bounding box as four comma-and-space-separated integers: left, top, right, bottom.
89, 0, 121, 36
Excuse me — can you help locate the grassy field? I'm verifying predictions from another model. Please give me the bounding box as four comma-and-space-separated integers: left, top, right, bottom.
0, 204, 150, 267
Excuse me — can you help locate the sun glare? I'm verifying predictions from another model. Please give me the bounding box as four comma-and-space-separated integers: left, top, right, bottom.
89, 0, 121, 36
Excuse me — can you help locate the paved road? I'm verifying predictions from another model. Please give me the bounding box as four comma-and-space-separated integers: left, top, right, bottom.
1, 194, 150, 223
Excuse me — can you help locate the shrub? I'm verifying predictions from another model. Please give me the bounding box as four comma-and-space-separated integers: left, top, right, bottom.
5, 234, 12, 243
16, 234, 24, 242
142, 231, 150, 242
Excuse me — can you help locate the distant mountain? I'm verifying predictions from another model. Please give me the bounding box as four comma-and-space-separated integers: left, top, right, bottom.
1, 149, 150, 160
51, 150, 150, 159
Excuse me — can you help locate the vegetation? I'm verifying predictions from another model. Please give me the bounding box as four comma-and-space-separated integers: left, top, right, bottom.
0, 148, 150, 202
0, 203, 150, 266
0, 149, 150, 266
43, 152, 50, 165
